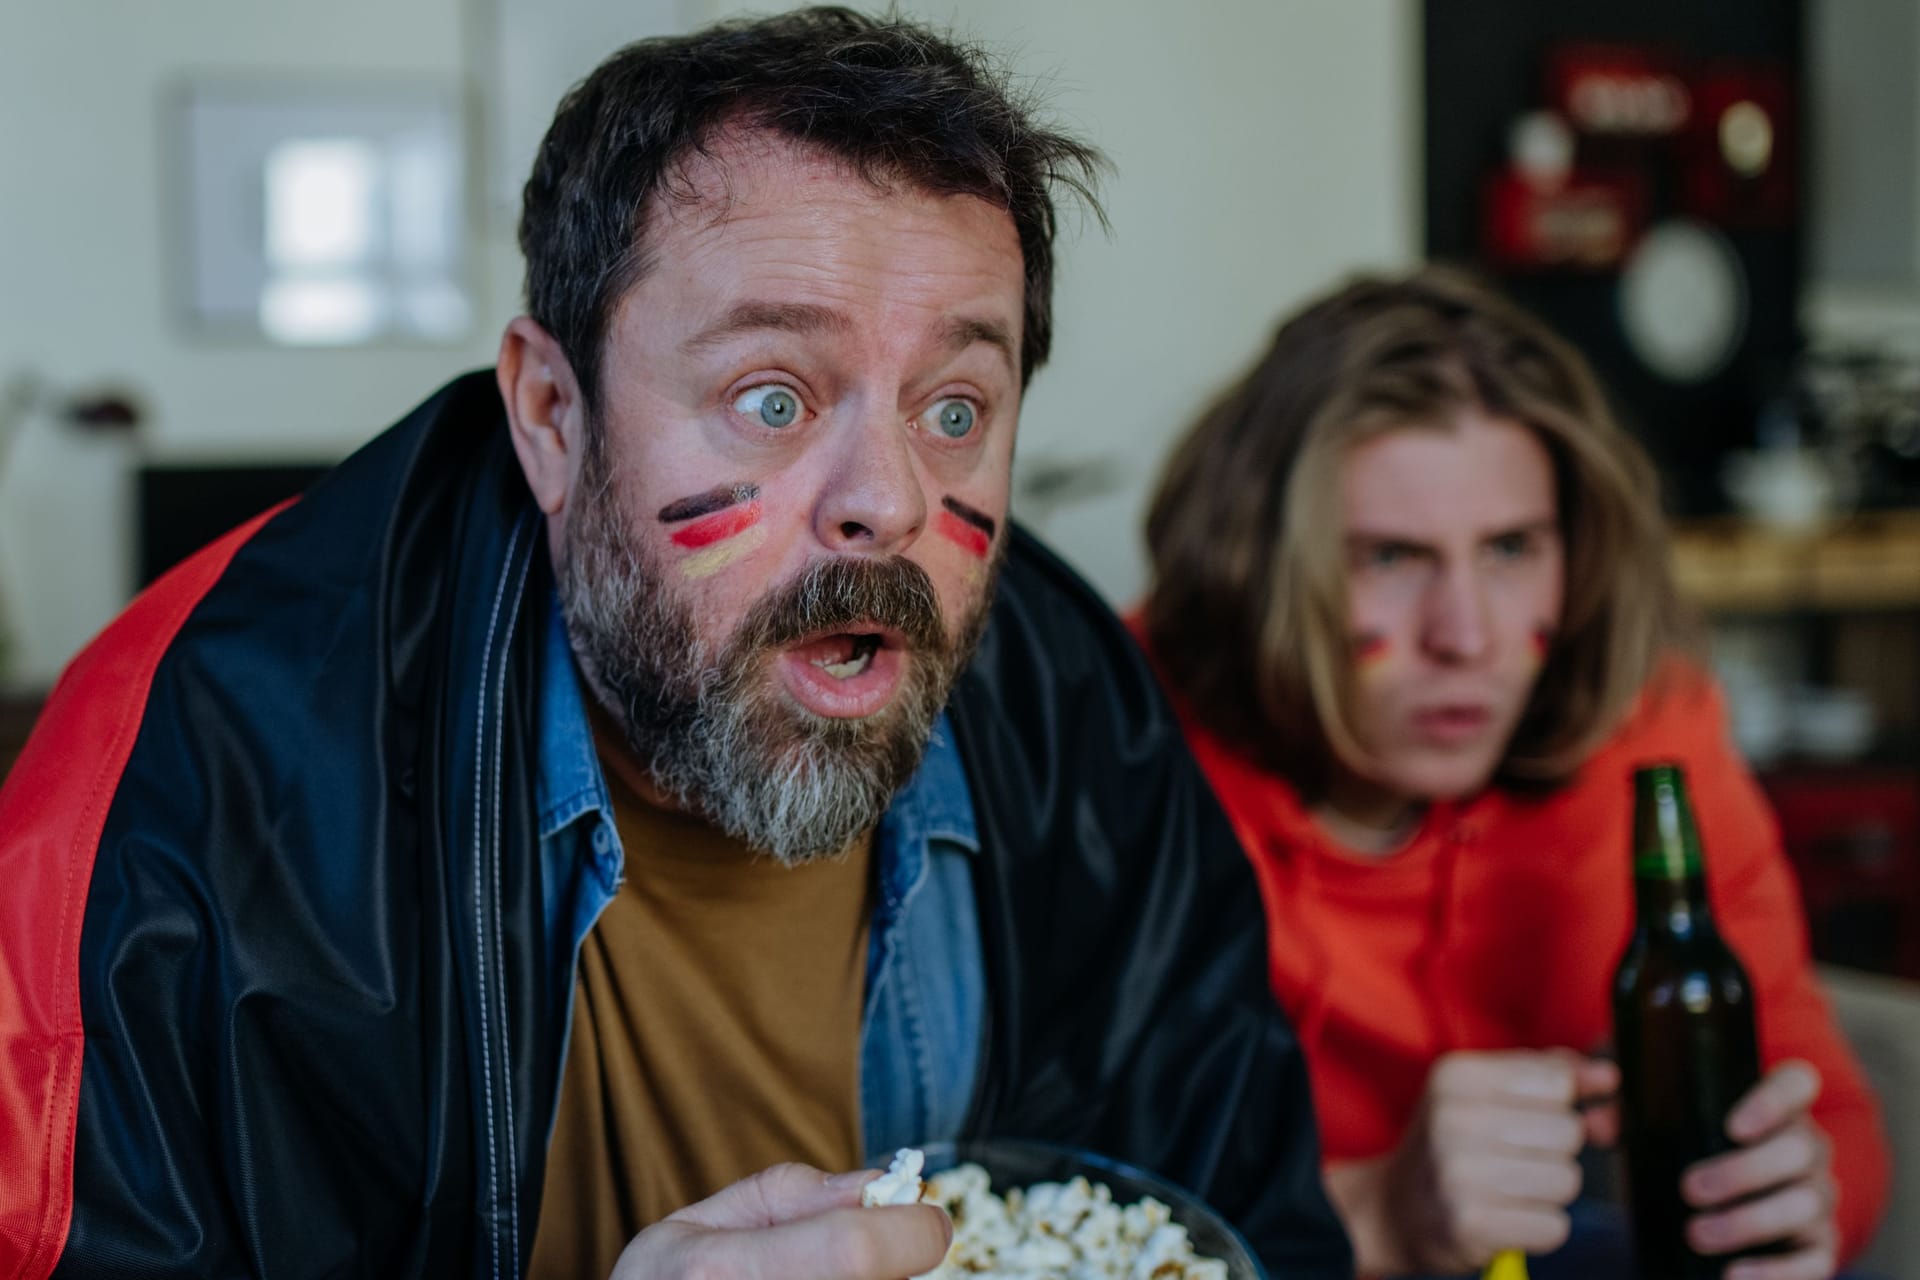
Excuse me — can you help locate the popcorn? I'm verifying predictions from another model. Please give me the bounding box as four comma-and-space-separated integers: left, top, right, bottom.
869, 1149, 1231, 1280
862, 1147, 928, 1208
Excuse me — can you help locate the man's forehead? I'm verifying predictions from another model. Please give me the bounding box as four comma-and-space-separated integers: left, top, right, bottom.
616, 125, 1026, 377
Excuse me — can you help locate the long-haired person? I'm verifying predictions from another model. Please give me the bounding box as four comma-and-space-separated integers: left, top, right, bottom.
1136, 267, 1887, 1279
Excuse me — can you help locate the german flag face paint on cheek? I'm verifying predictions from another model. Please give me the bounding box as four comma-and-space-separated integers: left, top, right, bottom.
1354, 631, 1390, 669
935, 495, 996, 561
1531, 622, 1557, 661
659, 482, 767, 579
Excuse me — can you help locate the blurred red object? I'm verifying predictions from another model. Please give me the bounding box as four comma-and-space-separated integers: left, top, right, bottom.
1481, 166, 1645, 271
1547, 43, 1692, 138
1681, 61, 1796, 229
1762, 767, 1920, 979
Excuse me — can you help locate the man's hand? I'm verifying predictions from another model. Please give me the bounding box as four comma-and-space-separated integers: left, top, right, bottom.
1324, 1049, 1619, 1276
1682, 1061, 1839, 1280
608, 1162, 953, 1280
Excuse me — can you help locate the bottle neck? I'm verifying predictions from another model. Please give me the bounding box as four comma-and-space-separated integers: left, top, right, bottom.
1633, 870, 1715, 939
1631, 764, 1712, 937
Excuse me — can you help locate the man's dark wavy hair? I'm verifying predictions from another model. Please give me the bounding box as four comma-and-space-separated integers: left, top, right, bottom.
518, 6, 1106, 413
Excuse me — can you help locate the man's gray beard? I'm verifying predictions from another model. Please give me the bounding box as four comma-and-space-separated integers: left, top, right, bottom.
556, 458, 993, 866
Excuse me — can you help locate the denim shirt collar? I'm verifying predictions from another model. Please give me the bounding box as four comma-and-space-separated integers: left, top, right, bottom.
536, 595, 610, 842
867, 713, 979, 960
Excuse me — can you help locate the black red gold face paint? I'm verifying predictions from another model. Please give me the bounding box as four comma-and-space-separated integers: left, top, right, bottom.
935, 495, 996, 560
658, 482, 767, 578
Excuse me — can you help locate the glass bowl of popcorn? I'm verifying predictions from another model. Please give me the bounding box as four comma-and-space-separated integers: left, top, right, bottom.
897, 1138, 1266, 1279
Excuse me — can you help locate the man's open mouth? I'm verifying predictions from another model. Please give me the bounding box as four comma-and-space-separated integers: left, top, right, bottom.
805, 632, 883, 680
776, 626, 909, 718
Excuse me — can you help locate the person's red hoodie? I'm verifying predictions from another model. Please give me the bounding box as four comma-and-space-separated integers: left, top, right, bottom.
1133, 623, 1890, 1260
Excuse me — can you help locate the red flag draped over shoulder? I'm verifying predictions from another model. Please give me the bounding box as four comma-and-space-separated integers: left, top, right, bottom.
0, 506, 285, 1279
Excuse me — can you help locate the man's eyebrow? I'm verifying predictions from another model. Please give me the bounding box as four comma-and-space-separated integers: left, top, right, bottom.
683, 301, 854, 353
938, 315, 1018, 376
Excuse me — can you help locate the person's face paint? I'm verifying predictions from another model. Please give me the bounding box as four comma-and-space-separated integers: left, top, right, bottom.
1335, 409, 1565, 807
935, 495, 996, 560
1353, 631, 1390, 669
550, 131, 1024, 860
658, 483, 767, 579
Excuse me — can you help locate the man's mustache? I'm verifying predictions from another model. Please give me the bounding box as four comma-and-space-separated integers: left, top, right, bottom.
736, 555, 947, 654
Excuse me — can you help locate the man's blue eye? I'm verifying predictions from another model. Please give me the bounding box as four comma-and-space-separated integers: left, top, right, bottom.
929, 398, 976, 439
733, 385, 800, 428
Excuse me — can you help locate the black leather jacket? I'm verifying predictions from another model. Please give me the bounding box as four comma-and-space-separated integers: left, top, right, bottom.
1, 373, 1352, 1279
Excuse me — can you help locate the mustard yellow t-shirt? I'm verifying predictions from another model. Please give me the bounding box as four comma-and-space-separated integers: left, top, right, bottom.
526, 718, 872, 1279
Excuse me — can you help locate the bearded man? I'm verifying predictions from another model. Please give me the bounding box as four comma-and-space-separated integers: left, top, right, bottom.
0, 10, 1351, 1280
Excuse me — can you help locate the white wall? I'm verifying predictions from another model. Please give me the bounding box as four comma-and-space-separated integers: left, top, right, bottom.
0, 0, 506, 691
0, 0, 1419, 691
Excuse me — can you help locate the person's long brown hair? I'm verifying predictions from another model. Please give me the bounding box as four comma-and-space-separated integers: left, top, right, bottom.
1142, 266, 1697, 796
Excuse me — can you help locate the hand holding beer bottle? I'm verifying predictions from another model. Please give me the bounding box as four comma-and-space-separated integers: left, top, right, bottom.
1614, 764, 1841, 1279
1680, 1059, 1839, 1278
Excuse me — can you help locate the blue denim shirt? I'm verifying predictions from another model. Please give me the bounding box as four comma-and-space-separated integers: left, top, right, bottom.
533, 597, 983, 1161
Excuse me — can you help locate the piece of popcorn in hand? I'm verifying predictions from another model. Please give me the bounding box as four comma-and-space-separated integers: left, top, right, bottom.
861, 1147, 928, 1208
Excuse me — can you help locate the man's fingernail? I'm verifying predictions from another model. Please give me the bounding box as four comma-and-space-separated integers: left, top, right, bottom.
827, 1169, 879, 1190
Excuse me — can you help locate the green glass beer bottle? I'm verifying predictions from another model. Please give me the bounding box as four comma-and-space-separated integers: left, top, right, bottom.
1612, 762, 1765, 1279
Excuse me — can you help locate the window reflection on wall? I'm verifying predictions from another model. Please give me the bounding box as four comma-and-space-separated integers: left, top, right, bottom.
176, 82, 471, 346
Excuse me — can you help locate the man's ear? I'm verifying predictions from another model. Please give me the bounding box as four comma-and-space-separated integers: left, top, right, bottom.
497, 316, 586, 516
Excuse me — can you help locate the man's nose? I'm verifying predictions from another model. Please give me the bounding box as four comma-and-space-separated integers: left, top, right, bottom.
1420, 565, 1492, 663
810, 400, 928, 554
